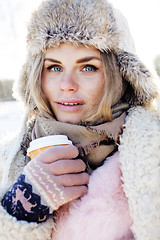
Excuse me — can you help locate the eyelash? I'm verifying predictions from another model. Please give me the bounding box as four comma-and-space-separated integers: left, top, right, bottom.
46, 64, 98, 72
82, 65, 98, 72
47, 65, 62, 71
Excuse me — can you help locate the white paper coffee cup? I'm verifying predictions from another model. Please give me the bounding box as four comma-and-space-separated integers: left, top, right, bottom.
27, 135, 72, 159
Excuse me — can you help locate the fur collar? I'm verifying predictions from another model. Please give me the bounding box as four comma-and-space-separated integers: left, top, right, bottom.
0, 105, 160, 239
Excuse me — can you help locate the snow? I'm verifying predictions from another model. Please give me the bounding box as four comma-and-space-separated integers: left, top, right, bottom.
0, 0, 42, 80
0, 101, 25, 141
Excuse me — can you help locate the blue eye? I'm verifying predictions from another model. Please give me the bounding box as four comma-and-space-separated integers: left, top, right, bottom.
82, 65, 98, 72
47, 65, 62, 72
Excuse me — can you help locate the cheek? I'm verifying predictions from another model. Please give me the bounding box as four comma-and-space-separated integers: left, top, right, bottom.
41, 72, 47, 94
86, 77, 104, 101
41, 74, 56, 100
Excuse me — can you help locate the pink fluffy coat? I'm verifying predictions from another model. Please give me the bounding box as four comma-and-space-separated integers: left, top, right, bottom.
52, 152, 134, 240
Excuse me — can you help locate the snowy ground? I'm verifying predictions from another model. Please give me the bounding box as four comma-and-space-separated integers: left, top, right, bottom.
0, 101, 25, 141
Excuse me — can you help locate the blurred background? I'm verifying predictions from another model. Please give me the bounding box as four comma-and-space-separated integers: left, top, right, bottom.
0, 0, 160, 139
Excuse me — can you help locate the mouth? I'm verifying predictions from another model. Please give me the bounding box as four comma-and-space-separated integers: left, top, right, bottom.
60, 102, 82, 106
56, 101, 84, 112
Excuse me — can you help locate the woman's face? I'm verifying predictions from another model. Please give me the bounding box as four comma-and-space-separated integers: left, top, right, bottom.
41, 43, 105, 124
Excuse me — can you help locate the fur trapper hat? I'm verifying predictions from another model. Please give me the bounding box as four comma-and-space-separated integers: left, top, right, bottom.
14, 0, 160, 113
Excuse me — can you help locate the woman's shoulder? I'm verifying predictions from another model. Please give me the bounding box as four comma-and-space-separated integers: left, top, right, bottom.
0, 129, 26, 183
0, 135, 18, 179
119, 105, 160, 239
119, 104, 160, 164
119, 104, 160, 160
0, 113, 29, 161
0, 134, 19, 159
125, 104, 160, 132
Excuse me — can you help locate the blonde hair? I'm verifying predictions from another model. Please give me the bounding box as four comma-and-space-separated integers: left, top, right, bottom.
28, 50, 123, 122
26, 54, 51, 115
83, 51, 123, 122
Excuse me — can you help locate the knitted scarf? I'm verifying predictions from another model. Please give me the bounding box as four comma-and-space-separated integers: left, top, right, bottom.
30, 103, 129, 169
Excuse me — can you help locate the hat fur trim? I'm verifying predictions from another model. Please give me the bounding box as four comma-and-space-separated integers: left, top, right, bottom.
14, 0, 160, 112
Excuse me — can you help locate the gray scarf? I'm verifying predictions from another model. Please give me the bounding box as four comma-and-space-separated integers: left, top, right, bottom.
30, 103, 128, 169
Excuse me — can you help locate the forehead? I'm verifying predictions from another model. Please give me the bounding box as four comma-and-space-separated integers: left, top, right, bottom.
45, 43, 101, 60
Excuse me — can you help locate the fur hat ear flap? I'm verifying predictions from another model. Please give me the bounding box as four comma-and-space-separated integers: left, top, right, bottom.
116, 51, 160, 105
13, 57, 39, 113
13, 63, 29, 108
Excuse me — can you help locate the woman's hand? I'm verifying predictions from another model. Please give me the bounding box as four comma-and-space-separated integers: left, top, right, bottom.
24, 144, 89, 212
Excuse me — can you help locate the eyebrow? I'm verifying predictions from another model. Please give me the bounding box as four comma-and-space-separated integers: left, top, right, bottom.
44, 56, 101, 64
76, 56, 101, 63
44, 58, 61, 64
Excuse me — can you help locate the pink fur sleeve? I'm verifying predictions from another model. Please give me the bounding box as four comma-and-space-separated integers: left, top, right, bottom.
52, 152, 134, 240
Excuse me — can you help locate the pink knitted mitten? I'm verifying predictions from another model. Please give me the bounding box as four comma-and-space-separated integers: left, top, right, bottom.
23, 145, 89, 213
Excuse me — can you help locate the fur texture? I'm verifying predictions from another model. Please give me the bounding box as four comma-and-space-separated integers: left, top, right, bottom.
52, 152, 134, 240
14, 0, 160, 112
0, 1, 160, 239
119, 106, 160, 240
0, 106, 160, 240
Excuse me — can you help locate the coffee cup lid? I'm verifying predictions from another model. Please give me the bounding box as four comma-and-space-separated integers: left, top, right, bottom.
27, 135, 72, 156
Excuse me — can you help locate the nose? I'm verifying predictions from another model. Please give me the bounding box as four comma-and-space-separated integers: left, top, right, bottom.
60, 72, 78, 92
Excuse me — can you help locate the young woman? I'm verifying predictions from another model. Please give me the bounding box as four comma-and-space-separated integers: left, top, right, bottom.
0, 0, 160, 240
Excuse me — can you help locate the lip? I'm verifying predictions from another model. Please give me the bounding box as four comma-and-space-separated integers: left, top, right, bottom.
56, 100, 84, 112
